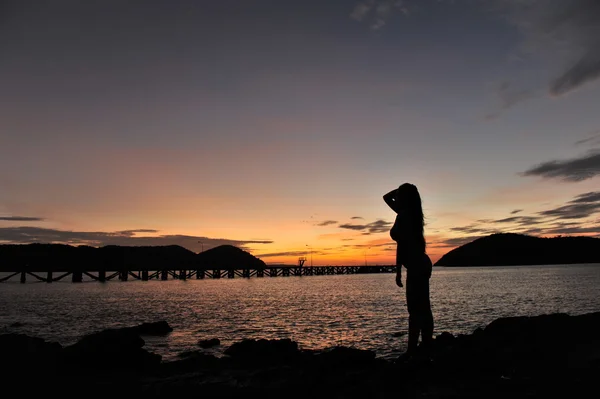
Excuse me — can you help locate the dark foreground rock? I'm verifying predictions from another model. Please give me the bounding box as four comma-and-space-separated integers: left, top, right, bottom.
122, 320, 173, 336
2, 312, 600, 398
62, 327, 162, 371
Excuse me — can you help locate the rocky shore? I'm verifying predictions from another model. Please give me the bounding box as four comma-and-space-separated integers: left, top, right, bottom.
2, 313, 599, 398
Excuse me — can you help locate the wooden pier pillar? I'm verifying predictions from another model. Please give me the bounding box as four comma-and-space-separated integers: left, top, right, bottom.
46, 271, 53, 283
72, 271, 83, 283
179, 270, 187, 280
20, 271, 26, 283
213, 270, 220, 279
141, 270, 149, 281
98, 270, 106, 282
196, 270, 205, 279
227, 269, 234, 278
119, 270, 129, 281
161, 270, 168, 280
257, 269, 264, 277
242, 269, 250, 278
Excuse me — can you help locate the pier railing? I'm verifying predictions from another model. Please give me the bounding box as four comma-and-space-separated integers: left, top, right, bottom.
0, 265, 397, 283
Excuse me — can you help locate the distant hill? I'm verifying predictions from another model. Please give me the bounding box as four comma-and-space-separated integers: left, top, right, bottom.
435, 233, 600, 267
196, 245, 266, 269
0, 243, 263, 271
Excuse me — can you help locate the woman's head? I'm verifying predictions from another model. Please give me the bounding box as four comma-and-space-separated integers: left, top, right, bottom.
395, 183, 425, 239
395, 183, 422, 212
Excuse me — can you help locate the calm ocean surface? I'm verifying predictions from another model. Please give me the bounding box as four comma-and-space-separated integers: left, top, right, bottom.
1, 264, 600, 361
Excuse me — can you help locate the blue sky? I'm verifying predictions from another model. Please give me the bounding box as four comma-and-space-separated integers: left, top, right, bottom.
1, 0, 599, 264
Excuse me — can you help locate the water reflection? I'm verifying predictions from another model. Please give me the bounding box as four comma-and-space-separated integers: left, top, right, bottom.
1, 264, 599, 360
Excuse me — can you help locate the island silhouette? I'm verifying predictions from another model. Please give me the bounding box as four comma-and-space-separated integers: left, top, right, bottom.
435, 233, 600, 266
0, 243, 264, 272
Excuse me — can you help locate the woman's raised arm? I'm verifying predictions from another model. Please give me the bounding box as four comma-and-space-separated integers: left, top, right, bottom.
383, 189, 399, 213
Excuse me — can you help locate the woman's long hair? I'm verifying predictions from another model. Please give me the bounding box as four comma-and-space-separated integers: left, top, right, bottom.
396, 183, 426, 250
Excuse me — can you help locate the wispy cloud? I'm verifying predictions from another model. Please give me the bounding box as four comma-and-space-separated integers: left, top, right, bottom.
350, 0, 374, 21
521, 150, 600, 182
486, 81, 537, 119
0, 216, 44, 221
0, 227, 273, 253
501, 0, 600, 96
351, 216, 364, 220
350, 0, 409, 30
575, 130, 600, 147
255, 250, 312, 258
316, 220, 338, 227
339, 219, 392, 233
440, 236, 484, 247
510, 209, 523, 214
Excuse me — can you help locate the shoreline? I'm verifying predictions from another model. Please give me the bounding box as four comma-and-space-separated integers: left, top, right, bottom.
3, 311, 599, 398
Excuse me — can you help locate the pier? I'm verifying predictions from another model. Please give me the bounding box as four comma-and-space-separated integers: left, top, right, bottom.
0, 265, 397, 283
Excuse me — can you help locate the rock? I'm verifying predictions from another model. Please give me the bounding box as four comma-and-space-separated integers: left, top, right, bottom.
434, 331, 455, 345
224, 339, 299, 364
127, 320, 173, 336
198, 338, 220, 348
168, 351, 221, 371
0, 333, 62, 369
314, 346, 376, 367
63, 328, 161, 371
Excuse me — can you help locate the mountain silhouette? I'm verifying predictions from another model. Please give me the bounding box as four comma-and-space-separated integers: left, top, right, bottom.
196, 245, 266, 269
0, 243, 263, 271
435, 233, 600, 266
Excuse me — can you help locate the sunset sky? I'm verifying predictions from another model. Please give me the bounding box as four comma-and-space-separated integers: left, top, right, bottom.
1, 0, 599, 265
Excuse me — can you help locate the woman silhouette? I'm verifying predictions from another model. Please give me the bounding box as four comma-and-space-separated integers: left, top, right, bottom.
384, 183, 433, 359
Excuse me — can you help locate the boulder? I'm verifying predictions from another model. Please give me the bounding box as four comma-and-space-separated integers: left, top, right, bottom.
126, 320, 173, 336
225, 339, 299, 364
0, 333, 62, 371
314, 347, 376, 367
63, 328, 161, 371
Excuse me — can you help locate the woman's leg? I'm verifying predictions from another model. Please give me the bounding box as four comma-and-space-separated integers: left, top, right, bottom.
405, 275, 421, 355
420, 293, 434, 350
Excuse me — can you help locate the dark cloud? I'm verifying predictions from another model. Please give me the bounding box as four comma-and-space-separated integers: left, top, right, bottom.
521, 150, 600, 182
0, 216, 44, 221
338, 219, 392, 234
538, 191, 600, 219
570, 191, 600, 204
550, 52, 600, 96
351, 216, 364, 220
316, 220, 338, 227
449, 225, 495, 234
0, 227, 272, 253
339, 223, 365, 231
492, 216, 543, 225
510, 209, 523, 214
